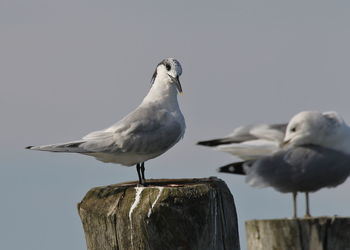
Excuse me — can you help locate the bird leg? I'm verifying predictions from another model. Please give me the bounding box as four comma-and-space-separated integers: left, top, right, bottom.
305, 192, 311, 217
136, 163, 142, 185
292, 192, 298, 218
141, 162, 146, 183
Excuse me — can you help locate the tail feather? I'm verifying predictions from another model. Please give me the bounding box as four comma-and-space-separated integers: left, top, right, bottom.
25, 141, 86, 153
218, 161, 247, 175
197, 138, 234, 147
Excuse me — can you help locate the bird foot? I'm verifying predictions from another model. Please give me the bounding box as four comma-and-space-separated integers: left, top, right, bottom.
136, 180, 148, 187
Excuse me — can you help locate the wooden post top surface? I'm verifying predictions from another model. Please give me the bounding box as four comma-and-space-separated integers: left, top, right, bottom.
84, 177, 226, 189
78, 177, 231, 211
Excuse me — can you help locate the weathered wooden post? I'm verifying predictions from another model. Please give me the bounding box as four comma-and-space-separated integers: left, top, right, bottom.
246, 217, 350, 250
78, 177, 240, 250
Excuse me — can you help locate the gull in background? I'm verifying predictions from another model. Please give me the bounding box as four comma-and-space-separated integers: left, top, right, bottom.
27, 58, 186, 185
198, 111, 350, 217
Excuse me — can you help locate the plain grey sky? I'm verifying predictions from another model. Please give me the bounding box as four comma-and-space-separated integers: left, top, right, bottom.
2, 1, 350, 249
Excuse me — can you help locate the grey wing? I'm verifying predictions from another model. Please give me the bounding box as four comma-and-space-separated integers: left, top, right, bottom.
246, 145, 350, 193
197, 124, 261, 146
26, 140, 88, 153
246, 123, 287, 143
27, 105, 185, 156
198, 123, 287, 160
82, 106, 184, 154
26, 131, 118, 154
197, 123, 287, 146
118, 118, 183, 154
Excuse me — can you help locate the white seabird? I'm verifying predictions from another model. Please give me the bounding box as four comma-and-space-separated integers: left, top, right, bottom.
27, 58, 186, 184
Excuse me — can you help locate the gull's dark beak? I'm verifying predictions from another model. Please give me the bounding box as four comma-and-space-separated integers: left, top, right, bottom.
168, 74, 183, 93
281, 139, 291, 147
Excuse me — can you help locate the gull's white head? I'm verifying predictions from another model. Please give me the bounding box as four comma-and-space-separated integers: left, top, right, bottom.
150, 58, 183, 93
283, 111, 346, 148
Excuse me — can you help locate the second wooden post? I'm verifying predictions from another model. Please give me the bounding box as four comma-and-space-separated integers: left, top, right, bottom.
246, 217, 350, 250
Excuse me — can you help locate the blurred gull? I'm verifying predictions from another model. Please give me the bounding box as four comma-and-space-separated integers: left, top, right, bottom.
199, 111, 350, 217
27, 58, 186, 185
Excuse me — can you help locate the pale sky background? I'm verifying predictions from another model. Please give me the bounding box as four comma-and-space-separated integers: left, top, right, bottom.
1, 1, 350, 249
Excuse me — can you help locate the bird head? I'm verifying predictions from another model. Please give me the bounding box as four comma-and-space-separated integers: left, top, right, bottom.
151, 58, 183, 93
283, 111, 345, 148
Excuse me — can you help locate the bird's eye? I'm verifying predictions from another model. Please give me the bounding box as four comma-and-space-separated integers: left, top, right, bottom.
290, 127, 297, 132
165, 63, 171, 71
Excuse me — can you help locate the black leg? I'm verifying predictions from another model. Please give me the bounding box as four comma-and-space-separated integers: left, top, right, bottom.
305, 192, 311, 217
136, 163, 142, 184
141, 162, 146, 182
292, 192, 297, 218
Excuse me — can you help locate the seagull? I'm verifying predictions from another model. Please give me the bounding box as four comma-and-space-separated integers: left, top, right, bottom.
26, 58, 186, 185
199, 111, 350, 218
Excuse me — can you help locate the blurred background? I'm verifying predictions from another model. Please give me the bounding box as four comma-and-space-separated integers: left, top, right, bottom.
1, 1, 350, 249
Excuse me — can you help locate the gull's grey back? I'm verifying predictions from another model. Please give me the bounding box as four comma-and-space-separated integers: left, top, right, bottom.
246, 145, 350, 193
